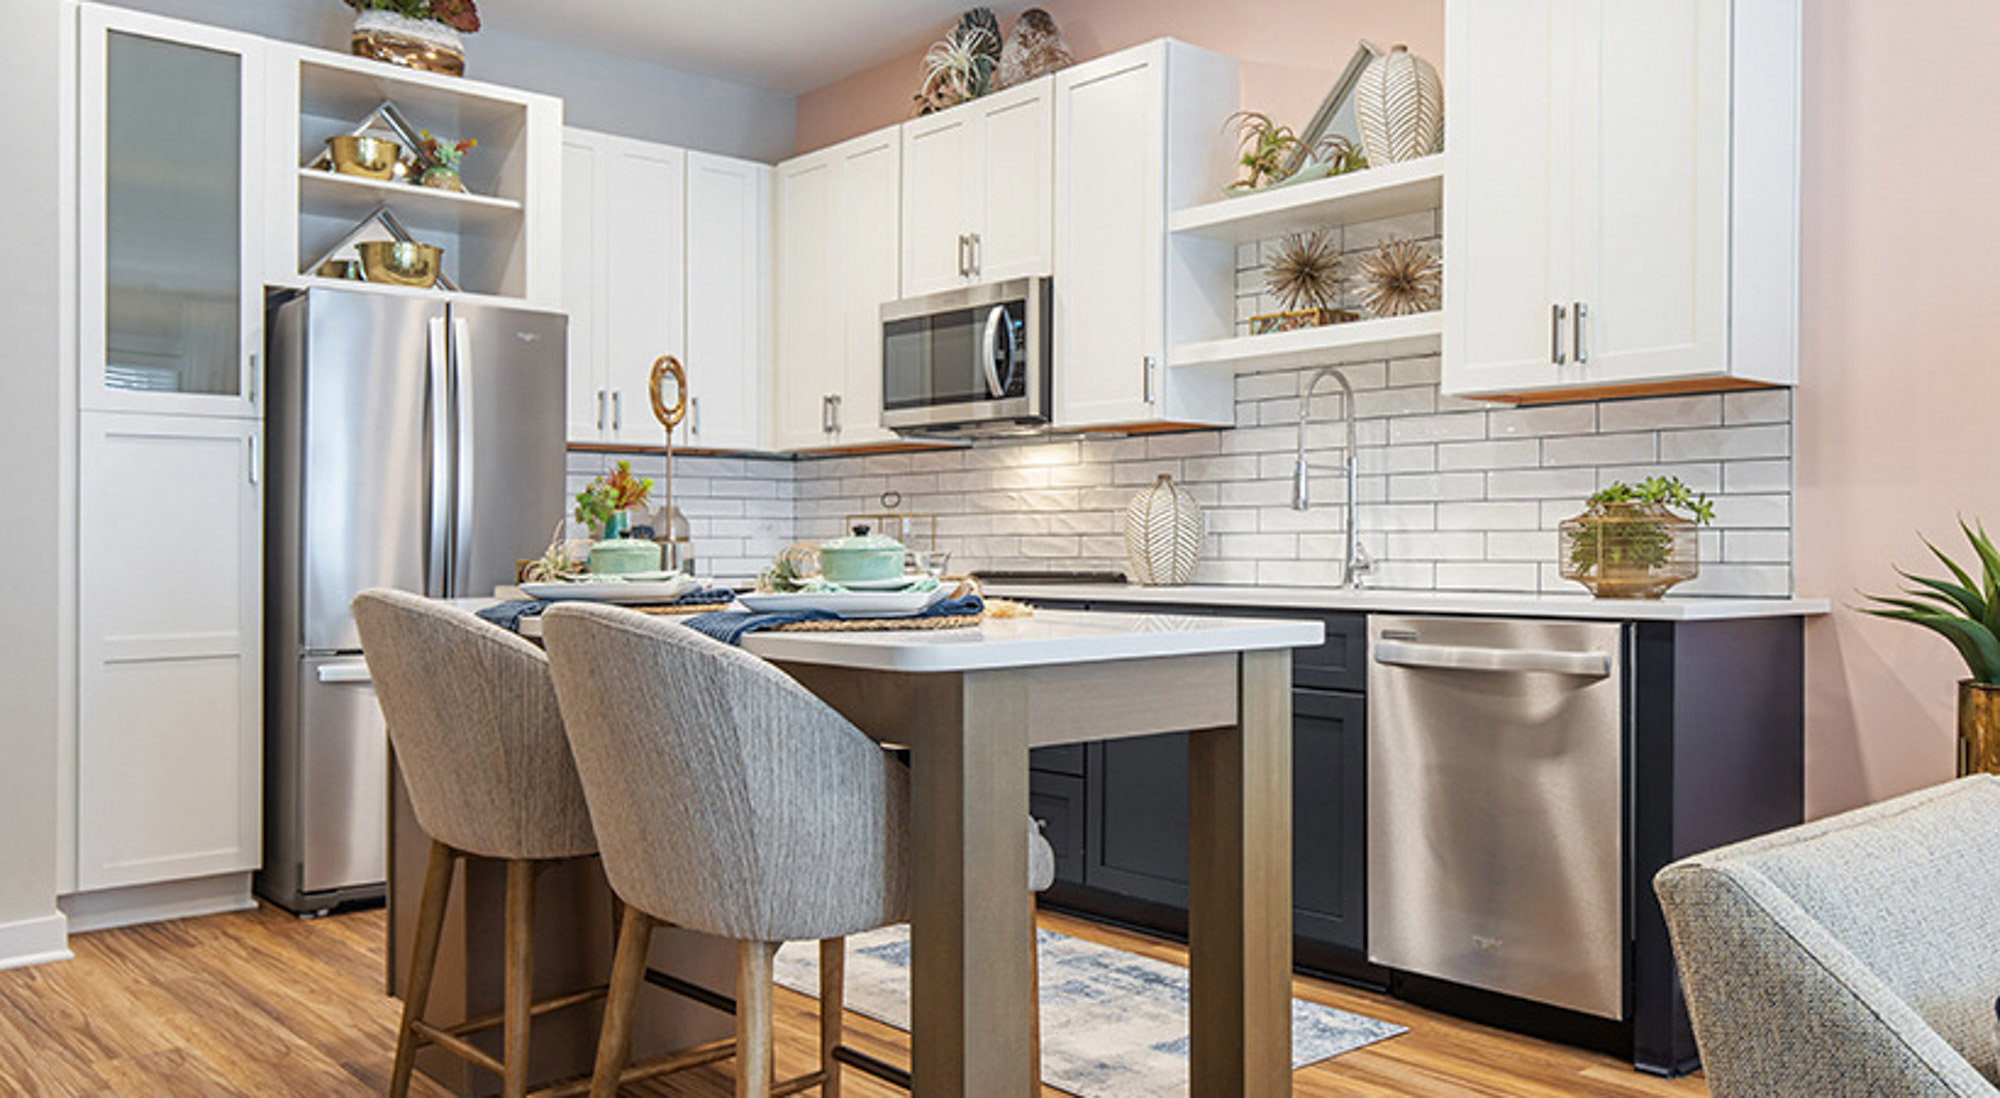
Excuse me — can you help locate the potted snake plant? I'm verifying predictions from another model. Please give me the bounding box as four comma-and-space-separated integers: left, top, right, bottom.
1864, 521, 2000, 775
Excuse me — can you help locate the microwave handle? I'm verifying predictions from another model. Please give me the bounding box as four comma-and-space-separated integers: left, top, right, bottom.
981, 305, 1014, 399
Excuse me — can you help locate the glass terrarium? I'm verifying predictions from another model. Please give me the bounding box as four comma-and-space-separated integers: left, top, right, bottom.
1559, 501, 1699, 599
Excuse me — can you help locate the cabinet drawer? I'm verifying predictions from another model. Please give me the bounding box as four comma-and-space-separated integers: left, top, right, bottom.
1029, 771, 1085, 885
1290, 611, 1368, 693
1031, 744, 1085, 777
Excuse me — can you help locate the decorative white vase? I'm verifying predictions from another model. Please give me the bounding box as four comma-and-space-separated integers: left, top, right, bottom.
1125, 474, 1203, 586
1354, 44, 1443, 165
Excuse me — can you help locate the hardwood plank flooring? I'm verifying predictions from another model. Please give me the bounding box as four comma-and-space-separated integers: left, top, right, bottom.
0, 902, 1707, 1096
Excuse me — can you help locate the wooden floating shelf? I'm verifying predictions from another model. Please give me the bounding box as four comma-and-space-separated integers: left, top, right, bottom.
299, 168, 522, 231
1168, 312, 1443, 373
1169, 155, 1445, 244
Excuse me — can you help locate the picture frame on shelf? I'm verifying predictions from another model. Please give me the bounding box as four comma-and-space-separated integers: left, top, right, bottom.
1285, 41, 1382, 178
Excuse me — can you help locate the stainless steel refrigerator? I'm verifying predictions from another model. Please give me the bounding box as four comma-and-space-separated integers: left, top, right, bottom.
259, 287, 567, 914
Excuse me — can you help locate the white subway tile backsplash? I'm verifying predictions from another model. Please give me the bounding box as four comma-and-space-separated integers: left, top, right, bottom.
1487, 467, 1600, 500
1488, 403, 1598, 438
1658, 424, 1790, 462
1437, 500, 1543, 531
1723, 389, 1792, 426
1539, 431, 1657, 467
1437, 439, 1540, 470
1598, 394, 1723, 431
1388, 411, 1487, 445
1724, 459, 1792, 494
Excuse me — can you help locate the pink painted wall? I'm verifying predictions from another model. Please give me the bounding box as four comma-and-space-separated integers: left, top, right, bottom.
794, 1, 1443, 153
796, 2, 1994, 817
1793, 0, 2000, 815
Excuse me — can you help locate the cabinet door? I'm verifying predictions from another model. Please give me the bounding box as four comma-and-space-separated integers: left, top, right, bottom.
974, 81, 1054, 282
1085, 732, 1190, 907
834, 132, 903, 447
1053, 49, 1164, 427
900, 111, 975, 296
561, 133, 608, 442
1441, 0, 1577, 397
773, 152, 841, 450
1571, 0, 1729, 386
77, 413, 261, 889
1293, 690, 1367, 954
80, 6, 263, 418
683, 151, 769, 452
602, 140, 685, 446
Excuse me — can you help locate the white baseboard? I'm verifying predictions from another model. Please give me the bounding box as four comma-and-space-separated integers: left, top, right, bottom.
59, 872, 255, 934
0, 911, 73, 971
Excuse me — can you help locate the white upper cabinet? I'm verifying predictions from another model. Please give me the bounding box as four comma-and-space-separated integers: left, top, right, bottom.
681, 151, 771, 452
1443, 0, 1800, 400
1053, 39, 1239, 431
900, 78, 1053, 295
561, 129, 686, 448
773, 130, 903, 451
80, 5, 265, 418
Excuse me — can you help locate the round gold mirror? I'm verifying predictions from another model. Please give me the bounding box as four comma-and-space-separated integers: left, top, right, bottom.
648, 355, 687, 429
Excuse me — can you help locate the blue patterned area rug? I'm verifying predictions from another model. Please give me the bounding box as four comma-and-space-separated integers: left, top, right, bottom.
773, 926, 1406, 1097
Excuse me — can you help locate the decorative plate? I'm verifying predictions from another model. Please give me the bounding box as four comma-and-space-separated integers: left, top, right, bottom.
736, 588, 951, 617
520, 575, 700, 604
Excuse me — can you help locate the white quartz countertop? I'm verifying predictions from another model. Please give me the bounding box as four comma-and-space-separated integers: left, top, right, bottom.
981, 583, 1831, 621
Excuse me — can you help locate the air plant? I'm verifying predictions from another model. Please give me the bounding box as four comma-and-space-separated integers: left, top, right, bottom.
915, 21, 997, 114
1863, 521, 2000, 685
342, 0, 480, 33
521, 520, 583, 582
1228, 111, 1309, 191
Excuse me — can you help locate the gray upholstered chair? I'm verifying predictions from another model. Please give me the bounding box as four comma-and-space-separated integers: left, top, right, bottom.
1655, 774, 2000, 1098
541, 601, 1055, 1098
354, 590, 723, 1098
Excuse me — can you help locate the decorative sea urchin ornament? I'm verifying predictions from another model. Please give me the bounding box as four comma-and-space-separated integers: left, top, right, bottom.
1265, 230, 1343, 313
1354, 238, 1442, 318
995, 8, 1073, 90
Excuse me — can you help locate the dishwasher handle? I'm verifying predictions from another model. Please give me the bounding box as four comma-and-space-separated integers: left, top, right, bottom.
316, 661, 374, 684
1373, 639, 1612, 678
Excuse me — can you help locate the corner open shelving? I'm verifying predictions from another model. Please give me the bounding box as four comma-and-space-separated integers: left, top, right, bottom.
1168, 154, 1444, 244
1169, 311, 1442, 373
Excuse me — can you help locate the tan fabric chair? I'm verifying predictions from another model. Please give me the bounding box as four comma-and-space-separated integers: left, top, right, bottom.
541, 601, 1055, 1098
355, 590, 729, 1098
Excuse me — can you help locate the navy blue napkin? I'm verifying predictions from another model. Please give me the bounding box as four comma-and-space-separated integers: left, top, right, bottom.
680, 593, 985, 646
476, 586, 737, 634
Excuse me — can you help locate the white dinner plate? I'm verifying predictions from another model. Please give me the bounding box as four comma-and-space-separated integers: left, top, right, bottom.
836, 574, 937, 591
521, 575, 700, 604
736, 588, 953, 617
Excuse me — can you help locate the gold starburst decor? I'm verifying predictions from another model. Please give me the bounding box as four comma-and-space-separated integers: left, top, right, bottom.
1354, 238, 1442, 318
1265, 230, 1343, 312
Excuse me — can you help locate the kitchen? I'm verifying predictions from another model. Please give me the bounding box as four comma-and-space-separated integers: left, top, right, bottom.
0, 1, 1991, 1096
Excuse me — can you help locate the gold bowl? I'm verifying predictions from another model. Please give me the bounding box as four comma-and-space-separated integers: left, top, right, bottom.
356, 240, 443, 288
326, 135, 401, 180
314, 258, 362, 280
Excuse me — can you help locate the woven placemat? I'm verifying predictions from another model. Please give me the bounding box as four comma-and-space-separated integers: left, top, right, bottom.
632, 601, 736, 617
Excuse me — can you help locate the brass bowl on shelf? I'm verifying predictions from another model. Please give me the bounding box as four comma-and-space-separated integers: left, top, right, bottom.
314, 258, 362, 280
356, 240, 444, 288
326, 135, 401, 180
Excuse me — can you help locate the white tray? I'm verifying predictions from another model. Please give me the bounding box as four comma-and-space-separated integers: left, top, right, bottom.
521, 575, 700, 604
736, 588, 952, 618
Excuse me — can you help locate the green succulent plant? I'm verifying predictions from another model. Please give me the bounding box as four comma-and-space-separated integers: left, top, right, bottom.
1863, 521, 2000, 685
1567, 476, 1713, 574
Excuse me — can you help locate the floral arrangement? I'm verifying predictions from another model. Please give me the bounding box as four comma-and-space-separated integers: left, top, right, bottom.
419, 130, 477, 168
573, 461, 652, 535
342, 0, 480, 33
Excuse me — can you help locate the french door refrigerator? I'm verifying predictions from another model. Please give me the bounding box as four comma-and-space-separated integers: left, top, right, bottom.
259, 287, 566, 914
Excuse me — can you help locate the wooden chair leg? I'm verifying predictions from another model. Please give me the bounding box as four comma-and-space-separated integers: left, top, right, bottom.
503, 859, 537, 1098
589, 904, 656, 1098
818, 938, 845, 1098
736, 940, 780, 1098
390, 841, 456, 1098
1029, 898, 1042, 1090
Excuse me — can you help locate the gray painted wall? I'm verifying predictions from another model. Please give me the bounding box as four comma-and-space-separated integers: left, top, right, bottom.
0, 0, 67, 954
98, 0, 798, 161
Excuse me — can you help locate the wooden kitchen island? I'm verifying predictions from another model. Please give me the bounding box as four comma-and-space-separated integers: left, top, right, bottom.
391, 606, 1322, 1097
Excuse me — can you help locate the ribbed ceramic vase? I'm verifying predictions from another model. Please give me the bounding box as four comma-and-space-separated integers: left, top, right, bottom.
1354, 45, 1444, 165
1125, 474, 1203, 586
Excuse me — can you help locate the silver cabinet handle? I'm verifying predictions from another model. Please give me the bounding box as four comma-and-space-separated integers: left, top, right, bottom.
829, 393, 843, 432
247, 352, 260, 406
1374, 639, 1611, 678
1551, 303, 1568, 365
1142, 355, 1158, 404
690, 395, 701, 438
969, 231, 982, 278
247, 435, 259, 486
1574, 301, 1588, 364
956, 233, 969, 278
821, 394, 833, 433
596, 389, 607, 431
612, 390, 622, 431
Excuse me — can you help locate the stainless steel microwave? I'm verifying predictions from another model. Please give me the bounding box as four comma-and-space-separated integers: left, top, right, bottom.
881, 276, 1051, 437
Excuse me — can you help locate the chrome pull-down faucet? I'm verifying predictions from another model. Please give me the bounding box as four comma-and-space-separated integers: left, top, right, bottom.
1293, 367, 1372, 588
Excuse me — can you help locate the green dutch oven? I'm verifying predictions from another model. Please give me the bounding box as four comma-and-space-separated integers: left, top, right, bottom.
818, 525, 906, 584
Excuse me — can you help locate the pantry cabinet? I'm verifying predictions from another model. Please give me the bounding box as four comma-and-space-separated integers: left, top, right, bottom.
1443, 0, 1800, 401
1052, 39, 1239, 431
900, 77, 1053, 296
772, 129, 902, 450
679, 151, 771, 452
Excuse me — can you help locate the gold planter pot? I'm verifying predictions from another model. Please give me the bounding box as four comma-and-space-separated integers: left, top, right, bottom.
1959, 680, 2000, 776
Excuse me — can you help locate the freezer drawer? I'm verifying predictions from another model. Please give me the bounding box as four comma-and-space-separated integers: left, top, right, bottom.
1367, 615, 1625, 1020
298, 656, 389, 895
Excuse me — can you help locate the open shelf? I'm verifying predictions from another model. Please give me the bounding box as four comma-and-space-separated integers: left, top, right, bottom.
298, 168, 522, 230
1169, 155, 1444, 244
1169, 311, 1443, 373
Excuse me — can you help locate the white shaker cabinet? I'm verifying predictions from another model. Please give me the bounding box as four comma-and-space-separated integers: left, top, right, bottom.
76, 413, 262, 891
773, 130, 903, 451
1443, 0, 1800, 400
1053, 39, 1239, 431
900, 77, 1053, 296
561, 129, 686, 447
680, 151, 771, 452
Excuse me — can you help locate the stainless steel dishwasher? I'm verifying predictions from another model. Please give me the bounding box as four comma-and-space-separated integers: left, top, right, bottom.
1367, 614, 1626, 1020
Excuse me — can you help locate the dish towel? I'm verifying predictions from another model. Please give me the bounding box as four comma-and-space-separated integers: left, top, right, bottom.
680, 594, 985, 646
475, 587, 736, 633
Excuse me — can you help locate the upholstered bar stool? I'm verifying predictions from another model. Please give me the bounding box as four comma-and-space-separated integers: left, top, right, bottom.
353, 590, 734, 1098
542, 602, 1055, 1098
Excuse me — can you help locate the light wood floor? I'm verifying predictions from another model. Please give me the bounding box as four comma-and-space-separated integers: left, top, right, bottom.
0, 902, 1707, 1097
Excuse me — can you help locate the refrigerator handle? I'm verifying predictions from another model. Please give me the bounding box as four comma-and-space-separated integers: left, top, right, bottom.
451, 316, 477, 598
426, 316, 453, 598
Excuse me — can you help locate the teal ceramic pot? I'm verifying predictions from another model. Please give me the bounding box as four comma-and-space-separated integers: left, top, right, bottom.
818, 525, 906, 584
589, 538, 662, 575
